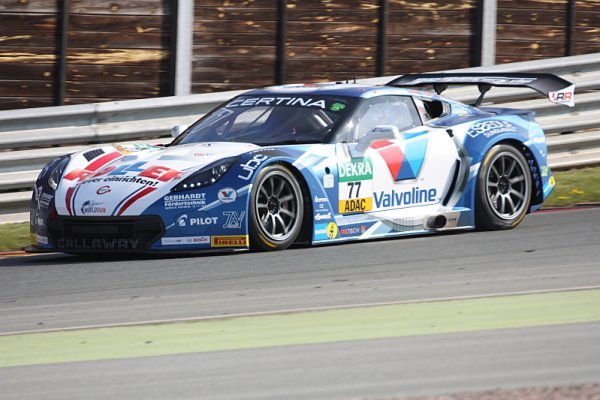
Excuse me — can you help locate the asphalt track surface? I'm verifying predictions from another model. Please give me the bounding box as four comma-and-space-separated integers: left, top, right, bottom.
1, 208, 599, 399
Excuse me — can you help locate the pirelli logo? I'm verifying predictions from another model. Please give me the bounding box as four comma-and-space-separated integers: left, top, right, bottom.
211, 235, 249, 247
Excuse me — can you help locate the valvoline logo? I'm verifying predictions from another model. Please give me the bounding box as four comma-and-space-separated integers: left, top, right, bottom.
218, 187, 237, 203
370, 135, 428, 181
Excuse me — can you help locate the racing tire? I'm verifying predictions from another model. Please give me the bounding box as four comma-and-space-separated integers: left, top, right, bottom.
475, 144, 532, 230
249, 164, 304, 251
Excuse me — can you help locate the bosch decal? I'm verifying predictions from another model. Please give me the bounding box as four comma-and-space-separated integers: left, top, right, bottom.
162, 236, 210, 246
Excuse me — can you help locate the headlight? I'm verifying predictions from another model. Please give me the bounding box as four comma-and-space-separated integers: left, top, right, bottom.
171, 156, 238, 192
47, 157, 70, 190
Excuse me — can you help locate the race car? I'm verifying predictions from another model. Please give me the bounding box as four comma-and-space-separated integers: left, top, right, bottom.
29, 73, 573, 253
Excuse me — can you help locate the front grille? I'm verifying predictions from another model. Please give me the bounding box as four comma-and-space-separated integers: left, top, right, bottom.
48, 216, 164, 252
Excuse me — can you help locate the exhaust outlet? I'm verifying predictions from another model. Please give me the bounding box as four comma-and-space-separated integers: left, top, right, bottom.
427, 215, 447, 229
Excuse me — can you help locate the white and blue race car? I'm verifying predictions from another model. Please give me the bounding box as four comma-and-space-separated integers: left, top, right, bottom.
30, 73, 573, 253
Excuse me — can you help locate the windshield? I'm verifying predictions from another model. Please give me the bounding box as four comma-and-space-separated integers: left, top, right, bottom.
173, 95, 357, 146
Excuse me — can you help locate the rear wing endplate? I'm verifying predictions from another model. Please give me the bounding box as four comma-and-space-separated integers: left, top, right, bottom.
387, 73, 575, 107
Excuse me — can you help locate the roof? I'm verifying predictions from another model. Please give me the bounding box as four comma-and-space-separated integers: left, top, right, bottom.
244, 83, 419, 98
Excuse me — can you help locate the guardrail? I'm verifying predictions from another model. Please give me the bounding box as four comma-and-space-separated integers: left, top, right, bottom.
1, 52, 599, 217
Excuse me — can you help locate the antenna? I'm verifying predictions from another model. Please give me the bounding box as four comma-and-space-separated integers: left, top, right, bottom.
353, 74, 357, 84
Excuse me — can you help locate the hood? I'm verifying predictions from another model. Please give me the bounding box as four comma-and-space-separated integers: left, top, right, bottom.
54, 142, 259, 216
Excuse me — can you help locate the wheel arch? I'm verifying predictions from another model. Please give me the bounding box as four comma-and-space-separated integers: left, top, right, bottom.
265, 160, 314, 245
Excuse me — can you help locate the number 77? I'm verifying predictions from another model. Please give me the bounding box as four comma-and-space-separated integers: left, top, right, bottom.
348, 181, 361, 198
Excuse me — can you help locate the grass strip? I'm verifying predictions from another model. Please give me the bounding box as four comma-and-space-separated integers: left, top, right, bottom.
1, 289, 599, 368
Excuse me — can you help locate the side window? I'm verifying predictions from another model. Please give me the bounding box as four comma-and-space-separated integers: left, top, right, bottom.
414, 98, 448, 122
347, 96, 421, 142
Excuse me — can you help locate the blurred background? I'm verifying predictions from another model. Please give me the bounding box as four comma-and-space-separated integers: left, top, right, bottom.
0, 0, 598, 110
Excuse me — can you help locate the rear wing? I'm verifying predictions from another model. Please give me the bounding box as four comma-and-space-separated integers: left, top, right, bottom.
387, 73, 575, 107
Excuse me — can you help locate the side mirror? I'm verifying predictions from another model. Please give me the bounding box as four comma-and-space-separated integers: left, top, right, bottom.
171, 124, 189, 139
355, 125, 401, 152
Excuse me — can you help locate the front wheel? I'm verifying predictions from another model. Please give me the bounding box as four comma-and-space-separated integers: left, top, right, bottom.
249, 164, 304, 251
475, 144, 532, 230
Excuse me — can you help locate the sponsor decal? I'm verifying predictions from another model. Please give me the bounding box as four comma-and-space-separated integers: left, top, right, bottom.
374, 187, 438, 209
161, 236, 210, 246
541, 166, 549, 177
338, 158, 373, 182
371, 136, 428, 181
80, 200, 107, 215
314, 212, 332, 221
57, 238, 140, 250
339, 225, 365, 237
227, 97, 326, 109
326, 222, 338, 239
338, 157, 374, 214
218, 188, 238, 203
96, 186, 111, 195
330, 102, 346, 112
164, 193, 207, 210
549, 85, 575, 107
314, 196, 331, 213
314, 222, 339, 240
339, 198, 373, 213
62, 151, 122, 182
323, 174, 334, 188
549, 176, 556, 188
211, 235, 248, 247
113, 143, 161, 155
238, 154, 268, 181
175, 212, 218, 234
65, 160, 181, 185
222, 211, 246, 229
467, 120, 518, 138
36, 189, 53, 209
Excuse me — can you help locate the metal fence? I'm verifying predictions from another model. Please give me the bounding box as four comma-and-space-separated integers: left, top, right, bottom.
0, 52, 599, 216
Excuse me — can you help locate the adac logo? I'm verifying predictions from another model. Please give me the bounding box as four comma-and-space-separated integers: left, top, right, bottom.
370, 135, 428, 181
218, 188, 237, 203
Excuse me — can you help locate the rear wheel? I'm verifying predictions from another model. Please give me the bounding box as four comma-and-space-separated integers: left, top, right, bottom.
249, 164, 304, 251
475, 144, 532, 230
